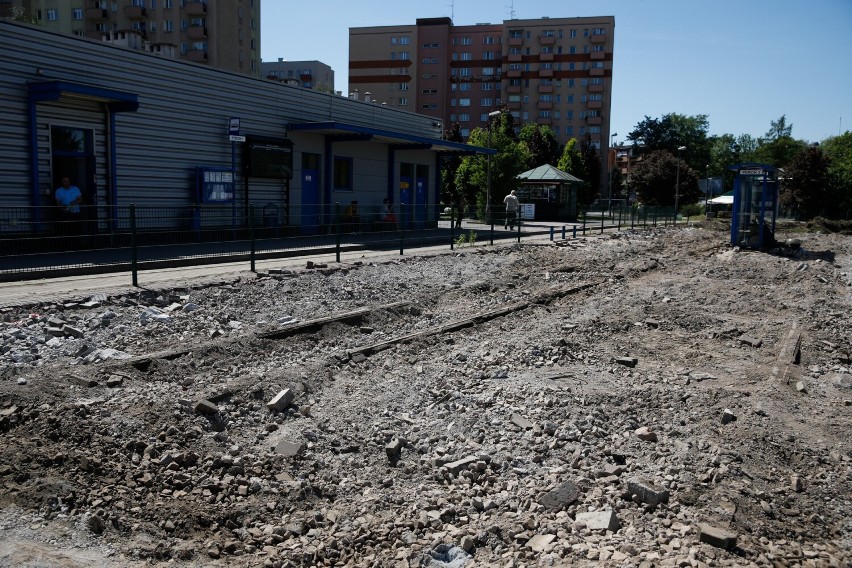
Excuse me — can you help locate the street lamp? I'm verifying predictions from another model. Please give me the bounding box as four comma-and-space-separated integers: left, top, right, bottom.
608, 133, 618, 211
674, 145, 686, 220
486, 110, 501, 236
704, 164, 711, 218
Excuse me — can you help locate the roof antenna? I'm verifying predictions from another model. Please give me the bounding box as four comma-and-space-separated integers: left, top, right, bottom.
507, 0, 516, 19
448, 0, 454, 20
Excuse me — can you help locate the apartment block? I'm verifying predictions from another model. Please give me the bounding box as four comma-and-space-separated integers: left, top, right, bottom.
262, 58, 336, 94
13, 0, 260, 76
350, 16, 614, 150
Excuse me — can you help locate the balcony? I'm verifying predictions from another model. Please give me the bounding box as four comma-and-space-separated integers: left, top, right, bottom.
539, 36, 555, 45
590, 52, 605, 60
86, 8, 108, 20
590, 68, 604, 76
587, 116, 602, 125
185, 49, 208, 63
506, 85, 521, 94
538, 84, 553, 93
508, 37, 523, 46
537, 101, 553, 110
185, 1, 208, 16
538, 68, 553, 78
587, 100, 602, 109
588, 84, 603, 92
123, 5, 146, 18
508, 101, 521, 110
536, 117, 552, 125
539, 52, 553, 62
187, 25, 207, 39
507, 53, 522, 63
507, 69, 521, 78
590, 34, 607, 44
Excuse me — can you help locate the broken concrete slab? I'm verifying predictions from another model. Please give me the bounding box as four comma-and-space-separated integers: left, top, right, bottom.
697, 523, 737, 550
538, 480, 579, 511
193, 399, 219, 415
615, 356, 638, 368
274, 440, 305, 457
510, 413, 535, 430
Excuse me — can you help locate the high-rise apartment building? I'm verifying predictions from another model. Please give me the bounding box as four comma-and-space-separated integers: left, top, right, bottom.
261, 58, 336, 94
7, 0, 260, 76
350, 16, 615, 190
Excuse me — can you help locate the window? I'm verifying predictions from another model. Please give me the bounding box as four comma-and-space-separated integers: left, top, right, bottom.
165, 0, 172, 6
459, 36, 472, 45
46, 9, 58, 20
459, 98, 471, 107
540, 111, 551, 118
590, 94, 602, 101
481, 82, 495, 91
458, 113, 470, 122
570, 29, 577, 38
132, 0, 143, 6
509, 47, 521, 55
73, 8, 83, 19
541, 46, 553, 54
399, 83, 409, 90
592, 61, 605, 69
398, 51, 409, 60
398, 97, 408, 106
481, 98, 493, 106
581, 95, 587, 103
569, 45, 576, 54
508, 63, 521, 71
483, 51, 496, 60
459, 68, 471, 77
567, 95, 574, 103
459, 83, 471, 92
483, 36, 496, 45
482, 67, 495, 76
540, 94, 552, 102
566, 126, 574, 136
567, 79, 575, 88
461, 129, 470, 137
593, 45, 605, 52
150, 0, 156, 7
542, 30, 555, 37
333, 157, 353, 190
164, 20, 173, 31
422, 42, 439, 48
509, 30, 522, 39
592, 28, 606, 35
460, 52, 472, 61
581, 79, 588, 87
421, 58, 438, 64
399, 36, 410, 45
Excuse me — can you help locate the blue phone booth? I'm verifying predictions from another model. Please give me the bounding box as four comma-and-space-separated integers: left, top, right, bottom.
730, 163, 778, 249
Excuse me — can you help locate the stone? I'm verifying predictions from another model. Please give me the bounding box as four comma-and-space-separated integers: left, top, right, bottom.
538, 480, 579, 511
738, 335, 762, 348
267, 388, 294, 411
444, 456, 477, 476
67, 374, 98, 388
511, 413, 535, 430
721, 408, 736, 425
193, 399, 219, 415
106, 376, 124, 388
796, 381, 806, 393
385, 438, 402, 462
626, 478, 669, 506
527, 534, 556, 552
697, 523, 737, 550
274, 440, 304, 457
576, 509, 620, 531
62, 324, 85, 338
635, 426, 657, 441
791, 475, 803, 492
616, 356, 638, 368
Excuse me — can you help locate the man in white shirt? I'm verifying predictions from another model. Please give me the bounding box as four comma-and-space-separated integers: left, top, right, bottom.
503, 189, 519, 229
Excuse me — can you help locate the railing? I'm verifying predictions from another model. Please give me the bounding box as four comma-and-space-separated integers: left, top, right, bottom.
0, 203, 685, 283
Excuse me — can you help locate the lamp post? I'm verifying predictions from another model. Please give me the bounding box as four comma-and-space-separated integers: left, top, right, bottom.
704, 164, 711, 218
608, 133, 617, 212
674, 145, 686, 221
486, 110, 501, 239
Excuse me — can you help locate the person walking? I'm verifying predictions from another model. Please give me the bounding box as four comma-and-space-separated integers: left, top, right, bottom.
54, 176, 82, 238
503, 189, 519, 229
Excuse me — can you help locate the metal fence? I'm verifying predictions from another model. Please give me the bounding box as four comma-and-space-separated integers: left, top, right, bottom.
0, 203, 682, 283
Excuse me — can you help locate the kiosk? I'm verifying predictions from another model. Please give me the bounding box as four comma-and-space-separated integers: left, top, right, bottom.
730, 163, 778, 249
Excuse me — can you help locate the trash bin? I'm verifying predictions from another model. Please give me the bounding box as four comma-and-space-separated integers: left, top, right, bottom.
263, 203, 279, 228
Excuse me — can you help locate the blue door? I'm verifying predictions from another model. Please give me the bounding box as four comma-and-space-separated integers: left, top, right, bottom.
415, 177, 427, 228
400, 176, 412, 229
301, 169, 320, 235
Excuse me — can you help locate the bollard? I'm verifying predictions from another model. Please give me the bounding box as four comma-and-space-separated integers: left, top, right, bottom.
335, 202, 341, 263
562, 226, 566, 240
550, 227, 554, 241
573, 225, 577, 239
130, 204, 138, 287
450, 202, 455, 250
249, 203, 256, 273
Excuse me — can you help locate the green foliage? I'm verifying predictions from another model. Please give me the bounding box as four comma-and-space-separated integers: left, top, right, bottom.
780, 144, 832, 218
681, 203, 704, 217
455, 113, 530, 220
557, 138, 585, 179
821, 131, 852, 216
467, 230, 478, 246
628, 150, 701, 207
626, 113, 711, 169
519, 123, 560, 169
753, 135, 807, 168
454, 230, 478, 248
764, 115, 793, 142
455, 233, 467, 247
579, 134, 601, 206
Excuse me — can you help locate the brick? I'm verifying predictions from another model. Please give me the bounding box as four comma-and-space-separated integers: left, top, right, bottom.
538, 480, 579, 511
576, 509, 620, 531
627, 478, 669, 506
385, 438, 402, 462
267, 388, 294, 411
697, 523, 737, 550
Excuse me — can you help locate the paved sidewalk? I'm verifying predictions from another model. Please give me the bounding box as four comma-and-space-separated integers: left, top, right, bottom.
0, 231, 570, 309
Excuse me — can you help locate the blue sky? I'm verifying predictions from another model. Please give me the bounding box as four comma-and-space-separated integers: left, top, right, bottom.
261, 0, 852, 144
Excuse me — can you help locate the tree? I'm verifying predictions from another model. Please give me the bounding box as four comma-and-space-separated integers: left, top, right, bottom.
626, 113, 710, 171
455, 113, 530, 220
557, 137, 585, 179
519, 123, 559, 169
579, 133, 601, 206
628, 150, 701, 208
780, 144, 831, 219
821, 131, 852, 218
440, 122, 466, 227
753, 135, 807, 169
763, 115, 793, 142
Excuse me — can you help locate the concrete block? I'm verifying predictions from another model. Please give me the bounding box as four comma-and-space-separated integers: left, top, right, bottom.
627, 478, 669, 506
697, 523, 737, 550
444, 456, 477, 476
511, 413, 535, 430
616, 357, 638, 368
267, 388, 294, 411
576, 509, 620, 531
274, 439, 304, 457
193, 399, 219, 415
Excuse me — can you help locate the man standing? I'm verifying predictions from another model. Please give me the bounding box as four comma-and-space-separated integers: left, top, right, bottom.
54, 176, 82, 237
503, 189, 519, 229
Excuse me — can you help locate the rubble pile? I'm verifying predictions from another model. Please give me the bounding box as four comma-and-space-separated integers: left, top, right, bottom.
0, 225, 850, 567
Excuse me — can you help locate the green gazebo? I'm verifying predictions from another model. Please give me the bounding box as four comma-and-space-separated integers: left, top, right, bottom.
515, 164, 583, 221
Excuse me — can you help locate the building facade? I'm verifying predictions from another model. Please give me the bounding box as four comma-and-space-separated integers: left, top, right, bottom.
0, 20, 489, 239
262, 58, 335, 94
350, 16, 614, 149
6, 0, 260, 77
